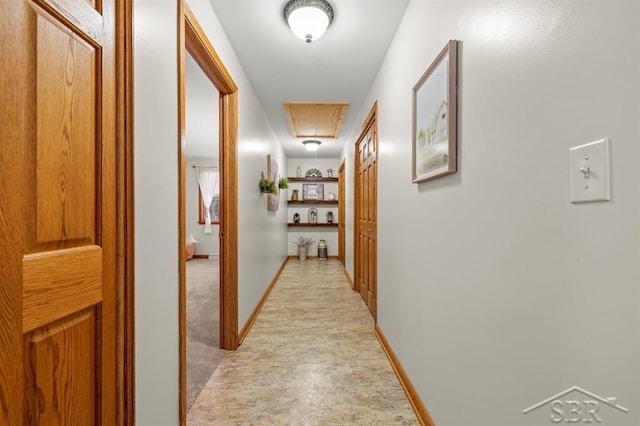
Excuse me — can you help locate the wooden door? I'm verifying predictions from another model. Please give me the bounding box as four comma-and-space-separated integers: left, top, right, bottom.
338, 161, 346, 267
0, 0, 117, 424
354, 104, 378, 319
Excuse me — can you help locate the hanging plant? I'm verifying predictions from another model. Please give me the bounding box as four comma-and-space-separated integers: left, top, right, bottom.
278, 177, 289, 189
259, 172, 277, 194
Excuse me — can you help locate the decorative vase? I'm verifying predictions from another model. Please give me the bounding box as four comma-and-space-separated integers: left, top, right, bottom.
292, 189, 299, 201
317, 239, 328, 260
296, 166, 302, 177
298, 246, 308, 261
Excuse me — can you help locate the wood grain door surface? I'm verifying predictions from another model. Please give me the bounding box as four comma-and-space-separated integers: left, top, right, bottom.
355, 114, 377, 319
1, 0, 117, 424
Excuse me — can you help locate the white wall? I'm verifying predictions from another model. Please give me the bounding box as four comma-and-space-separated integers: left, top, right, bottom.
186, 158, 219, 256
288, 158, 338, 180
185, 51, 220, 159
134, 0, 288, 423
342, 1, 640, 425
286, 159, 340, 256
133, 0, 179, 423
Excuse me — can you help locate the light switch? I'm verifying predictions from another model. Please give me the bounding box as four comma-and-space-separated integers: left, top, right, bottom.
569, 138, 610, 203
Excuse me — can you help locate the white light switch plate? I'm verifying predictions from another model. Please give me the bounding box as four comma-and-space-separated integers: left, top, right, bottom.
569, 138, 610, 203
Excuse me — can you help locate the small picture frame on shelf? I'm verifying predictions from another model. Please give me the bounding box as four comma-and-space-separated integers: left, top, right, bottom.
302, 183, 324, 200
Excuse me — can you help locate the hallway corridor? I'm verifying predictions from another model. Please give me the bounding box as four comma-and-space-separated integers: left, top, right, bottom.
187, 259, 418, 425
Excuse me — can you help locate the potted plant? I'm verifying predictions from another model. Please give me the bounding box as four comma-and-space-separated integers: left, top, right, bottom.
258, 173, 277, 194
292, 236, 315, 261
278, 177, 289, 189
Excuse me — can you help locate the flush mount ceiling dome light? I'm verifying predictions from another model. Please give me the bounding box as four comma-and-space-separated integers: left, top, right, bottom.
283, 0, 335, 43
303, 140, 322, 152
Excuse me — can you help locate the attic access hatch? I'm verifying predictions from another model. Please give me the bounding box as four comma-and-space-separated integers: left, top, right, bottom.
283, 102, 349, 138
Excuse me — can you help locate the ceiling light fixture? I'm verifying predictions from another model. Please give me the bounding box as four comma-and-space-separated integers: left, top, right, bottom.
303, 140, 321, 152
283, 0, 335, 44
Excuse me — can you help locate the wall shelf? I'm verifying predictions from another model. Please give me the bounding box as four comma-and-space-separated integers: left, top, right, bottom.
287, 223, 338, 227
287, 160, 340, 257
288, 177, 338, 182
288, 200, 337, 205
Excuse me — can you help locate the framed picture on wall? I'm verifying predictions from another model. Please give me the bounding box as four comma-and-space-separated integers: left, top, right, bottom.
302, 183, 324, 200
412, 39, 459, 183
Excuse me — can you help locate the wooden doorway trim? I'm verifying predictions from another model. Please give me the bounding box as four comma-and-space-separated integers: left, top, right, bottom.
354, 102, 378, 320
178, 3, 239, 423
338, 160, 346, 268
116, 0, 135, 424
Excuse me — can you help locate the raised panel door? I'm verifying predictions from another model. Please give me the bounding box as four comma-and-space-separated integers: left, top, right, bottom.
0, 0, 117, 423
355, 114, 377, 319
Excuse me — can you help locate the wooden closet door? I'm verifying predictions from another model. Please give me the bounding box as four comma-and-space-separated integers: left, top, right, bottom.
355, 108, 377, 319
0, 0, 117, 424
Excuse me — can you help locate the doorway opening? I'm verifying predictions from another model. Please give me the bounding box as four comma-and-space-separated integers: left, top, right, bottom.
179, 3, 239, 423
184, 51, 225, 410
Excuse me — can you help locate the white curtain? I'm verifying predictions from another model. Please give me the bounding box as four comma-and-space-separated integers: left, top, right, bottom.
195, 166, 219, 234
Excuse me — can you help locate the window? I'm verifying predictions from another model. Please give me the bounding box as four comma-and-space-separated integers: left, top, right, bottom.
198, 192, 220, 224
194, 165, 219, 225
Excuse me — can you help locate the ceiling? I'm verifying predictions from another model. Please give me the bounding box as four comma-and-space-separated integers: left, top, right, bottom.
208, 0, 410, 159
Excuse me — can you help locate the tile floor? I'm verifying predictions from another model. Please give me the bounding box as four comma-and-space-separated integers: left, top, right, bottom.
187, 259, 418, 425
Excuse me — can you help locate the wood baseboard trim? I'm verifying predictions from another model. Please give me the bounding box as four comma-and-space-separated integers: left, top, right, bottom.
287, 255, 339, 260
238, 257, 289, 344
375, 324, 435, 426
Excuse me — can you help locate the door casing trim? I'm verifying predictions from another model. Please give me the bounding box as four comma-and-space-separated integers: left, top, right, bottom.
338, 159, 346, 268
178, 3, 239, 423
116, 0, 135, 423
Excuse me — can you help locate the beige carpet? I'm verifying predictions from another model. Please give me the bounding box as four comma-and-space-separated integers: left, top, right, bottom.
187, 259, 418, 425
186, 257, 226, 411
